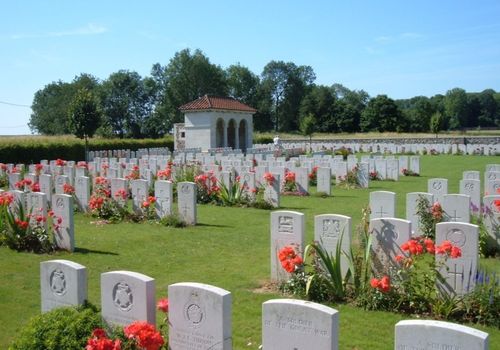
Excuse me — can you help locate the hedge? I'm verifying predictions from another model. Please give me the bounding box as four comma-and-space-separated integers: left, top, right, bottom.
0, 136, 174, 164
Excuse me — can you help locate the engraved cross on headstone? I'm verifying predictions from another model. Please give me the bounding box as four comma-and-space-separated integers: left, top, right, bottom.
376, 206, 388, 218
448, 263, 464, 291
449, 210, 461, 222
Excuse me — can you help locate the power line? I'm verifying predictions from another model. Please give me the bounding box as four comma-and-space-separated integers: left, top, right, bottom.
0, 100, 31, 108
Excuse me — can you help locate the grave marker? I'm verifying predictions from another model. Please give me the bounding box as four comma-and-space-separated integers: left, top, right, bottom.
370, 218, 411, 276
168, 282, 232, 350
101, 270, 156, 327
177, 181, 197, 225
314, 214, 351, 277
270, 211, 305, 282
436, 222, 478, 295
40, 259, 87, 313
51, 194, 75, 252
369, 191, 396, 220
395, 320, 489, 350
262, 299, 339, 350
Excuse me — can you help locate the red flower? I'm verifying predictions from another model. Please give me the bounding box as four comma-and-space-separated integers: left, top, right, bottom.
142, 201, 150, 208
278, 245, 303, 273
55, 158, 66, 166
124, 321, 164, 350
370, 276, 391, 293
157, 298, 169, 313
450, 246, 462, 258
63, 183, 75, 195
379, 276, 391, 292
263, 172, 275, 185
86, 328, 121, 350
31, 182, 40, 192
395, 254, 404, 263
148, 196, 156, 203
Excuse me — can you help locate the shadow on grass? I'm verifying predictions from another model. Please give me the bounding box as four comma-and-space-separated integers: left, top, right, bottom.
74, 247, 119, 255
196, 223, 232, 228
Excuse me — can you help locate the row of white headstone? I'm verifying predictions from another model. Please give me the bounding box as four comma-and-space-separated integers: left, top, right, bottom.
40, 259, 489, 350
270, 210, 482, 296
267, 139, 500, 156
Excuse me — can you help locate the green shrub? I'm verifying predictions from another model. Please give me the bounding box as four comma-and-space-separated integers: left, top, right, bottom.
0, 136, 173, 164
9, 304, 103, 350
253, 135, 273, 144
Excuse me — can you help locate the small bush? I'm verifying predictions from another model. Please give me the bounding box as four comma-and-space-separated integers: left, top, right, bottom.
160, 214, 187, 228
10, 303, 103, 350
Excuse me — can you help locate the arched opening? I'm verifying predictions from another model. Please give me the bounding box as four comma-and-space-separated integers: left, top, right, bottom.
227, 119, 236, 149
239, 119, 247, 152
216, 118, 225, 148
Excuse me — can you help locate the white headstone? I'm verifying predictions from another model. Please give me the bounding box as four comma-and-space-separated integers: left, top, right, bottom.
39, 174, 52, 205
484, 171, 500, 194
428, 178, 448, 204
101, 270, 156, 327
395, 320, 489, 350
406, 192, 434, 237
375, 159, 387, 180
409, 156, 420, 174
131, 179, 149, 213
370, 218, 411, 276
463, 170, 480, 180
54, 175, 70, 194
75, 176, 90, 212
314, 214, 351, 277
436, 222, 479, 295
177, 181, 197, 225
40, 259, 87, 313
270, 211, 305, 282
482, 195, 500, 250
386, 159, 399, 181
460, 179, 481, 216
262, 299, 339, 350
295, 167, 309, 194
168, 282, 232, 350
154, 180, 173, 218
398, 156, 408, 175
442, 194, 471, 223
369, 191, 396, 220
357, 162, 369, 188
264, 174, 280, 208
27, 192, 48, 230
316, 167, 331, 195
51, 194, 74, 252
334, 161, 348, 184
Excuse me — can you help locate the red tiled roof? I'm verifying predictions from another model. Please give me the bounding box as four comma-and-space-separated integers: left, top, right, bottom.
179, 95, 256, 113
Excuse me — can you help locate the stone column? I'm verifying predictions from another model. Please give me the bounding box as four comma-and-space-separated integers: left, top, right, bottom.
223, 122, 228, 148
235, 124, 240, 150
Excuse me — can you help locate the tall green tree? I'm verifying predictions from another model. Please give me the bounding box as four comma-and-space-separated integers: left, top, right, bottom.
299, 113, 316, 152
444, 88, 469, 129
261, 61, 315, 132
100, 70, 153, 138
158, 49, 228, 130
68, 88, 102, 159
226, 64, 260, 107
477, 89, 498, 127
430, 111, 444, 137
299, 85, 336, 132
360, 95, 402, 132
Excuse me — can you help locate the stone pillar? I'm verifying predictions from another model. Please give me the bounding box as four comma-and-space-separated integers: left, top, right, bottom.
223, 123, 228, 148
235, 124, 240, 150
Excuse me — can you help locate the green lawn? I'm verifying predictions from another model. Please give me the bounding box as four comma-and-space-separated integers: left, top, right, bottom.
0, 154, 499, 349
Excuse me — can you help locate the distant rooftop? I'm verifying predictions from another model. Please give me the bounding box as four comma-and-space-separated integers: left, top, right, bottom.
179, 95, 256, 113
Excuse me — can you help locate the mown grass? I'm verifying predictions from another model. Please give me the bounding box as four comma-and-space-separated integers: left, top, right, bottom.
0, 154, 499, 349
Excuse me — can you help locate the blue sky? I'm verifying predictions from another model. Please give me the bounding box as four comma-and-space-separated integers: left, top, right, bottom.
1, 0, 500, 135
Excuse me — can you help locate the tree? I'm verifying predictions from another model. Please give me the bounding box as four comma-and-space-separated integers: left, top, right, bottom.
331, 85, 369, 132
430, 111, 444, 138
29, 81, 75, 135
261, 61, 315, 132
100, 70, 152, 138
68, 88, 102, 160
360, 95, 402, 132
299, 85, 336, 132
299, 114, 316, 152
477, 89, 498, 127
158, 49, 228, 130
226, 64, 260, 107
444, 88, 469, 129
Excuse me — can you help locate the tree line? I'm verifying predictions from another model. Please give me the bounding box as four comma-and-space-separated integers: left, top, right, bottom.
29, 48, 500, 138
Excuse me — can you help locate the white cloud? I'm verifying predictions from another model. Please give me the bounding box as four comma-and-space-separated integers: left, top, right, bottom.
9, 23, 108, 40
